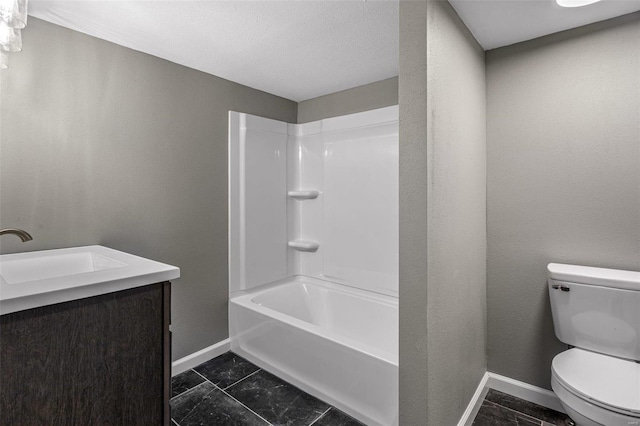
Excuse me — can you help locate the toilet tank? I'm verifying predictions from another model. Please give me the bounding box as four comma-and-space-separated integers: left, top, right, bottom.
548, 263, 640, 361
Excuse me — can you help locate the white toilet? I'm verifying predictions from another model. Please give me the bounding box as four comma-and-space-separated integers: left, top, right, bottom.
548, 263, 640, 426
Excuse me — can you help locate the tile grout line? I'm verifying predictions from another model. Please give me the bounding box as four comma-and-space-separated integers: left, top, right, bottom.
189, 367, 262, 393
170, 370, 209, 401
487, 400, 547, 425
175, 354, 353, 426
308, 407, 332, 426
213, 381, 274, 426
188, 364, 272, 424
172, 381, 219, 424
171, 367, 271, 425
223, 368, 262, 390
191, 369, 214, 385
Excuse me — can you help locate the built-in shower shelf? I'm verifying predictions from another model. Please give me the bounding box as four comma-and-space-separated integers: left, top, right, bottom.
287, 190, 319, 200
288, 240, 320, 252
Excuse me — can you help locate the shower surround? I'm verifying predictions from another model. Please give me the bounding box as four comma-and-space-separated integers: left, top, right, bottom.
228, 106, 399, 426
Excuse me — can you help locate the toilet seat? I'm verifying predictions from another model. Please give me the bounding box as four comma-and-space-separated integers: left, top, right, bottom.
552, 348, 640, 417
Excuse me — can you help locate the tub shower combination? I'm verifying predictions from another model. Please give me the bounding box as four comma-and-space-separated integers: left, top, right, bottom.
228, 106, 399, 426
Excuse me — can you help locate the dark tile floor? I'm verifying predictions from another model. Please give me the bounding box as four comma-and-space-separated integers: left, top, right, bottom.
170, 352, 365, 426
472, 389, 575, 426
174, 354, 574, 426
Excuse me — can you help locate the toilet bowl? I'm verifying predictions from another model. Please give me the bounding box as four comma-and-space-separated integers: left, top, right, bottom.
548, 263, 640, 426
551, 348, 640, 426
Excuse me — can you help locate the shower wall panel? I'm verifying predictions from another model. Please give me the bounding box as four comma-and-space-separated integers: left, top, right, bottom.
229, 106, 398, 297
229, 113, 289, 293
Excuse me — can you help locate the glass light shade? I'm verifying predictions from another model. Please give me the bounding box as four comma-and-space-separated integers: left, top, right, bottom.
0, 50, 7, 69
556, 0, 602, 7
0, 0, 27, 29
0, 24, 21, 51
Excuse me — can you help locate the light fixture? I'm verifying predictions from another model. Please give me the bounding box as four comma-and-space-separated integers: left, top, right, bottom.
0, 24, 22, 51
0, 0, 27, 28
0, 0, 28, 70
556, 0, 602, 7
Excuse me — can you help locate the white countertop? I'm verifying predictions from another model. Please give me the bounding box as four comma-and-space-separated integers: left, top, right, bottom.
0, 245, 180, 315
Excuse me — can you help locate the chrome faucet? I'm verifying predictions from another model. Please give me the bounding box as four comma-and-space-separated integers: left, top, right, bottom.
0, 228, 33, 242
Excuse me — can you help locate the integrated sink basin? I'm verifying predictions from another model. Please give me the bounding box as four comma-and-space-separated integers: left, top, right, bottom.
1, 251, 126, 284
0, 245, 179, 315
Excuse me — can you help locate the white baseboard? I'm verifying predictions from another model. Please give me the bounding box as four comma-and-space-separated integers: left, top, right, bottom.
458, 372, 490, 426
171, 338, 231, 376
486, 372, 565, 414
457, 371, 565, 426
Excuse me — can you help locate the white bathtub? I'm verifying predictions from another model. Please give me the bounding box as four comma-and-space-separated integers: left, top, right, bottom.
229, 276, 398, 426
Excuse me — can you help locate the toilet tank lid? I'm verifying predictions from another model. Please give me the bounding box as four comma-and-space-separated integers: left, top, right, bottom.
547, 263, 640, 292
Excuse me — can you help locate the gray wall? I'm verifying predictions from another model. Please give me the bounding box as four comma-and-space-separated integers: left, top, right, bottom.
297, 77, 398, 123
400, 1, 487, 424
486, 13, 640, 389
399, 0, 428, 424
0, 18, 297, 361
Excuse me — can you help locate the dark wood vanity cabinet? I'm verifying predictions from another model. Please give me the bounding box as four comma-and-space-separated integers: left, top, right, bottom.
0, 282, 171, 426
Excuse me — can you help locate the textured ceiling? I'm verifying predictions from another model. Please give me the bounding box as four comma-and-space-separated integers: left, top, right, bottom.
28, 0, 640, 101
450, 0, 640, 50
29, 0, 399, 102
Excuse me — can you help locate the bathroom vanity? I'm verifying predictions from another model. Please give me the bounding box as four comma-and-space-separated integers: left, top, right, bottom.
0, 246, 179, 425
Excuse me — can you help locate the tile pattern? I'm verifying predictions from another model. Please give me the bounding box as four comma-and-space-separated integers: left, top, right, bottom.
171, 352, 365, 426
171, 369, 206, 398
172, 382, 269, 426
472, 389, 574, 426
312, 408, 367, 426
485, 389, 575, 425
194, 352, 261, 388
226, 369, 330, 426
